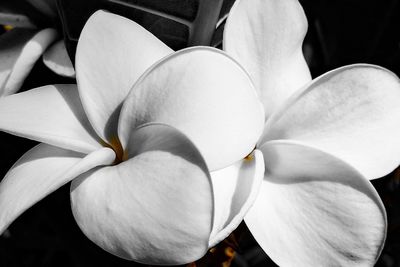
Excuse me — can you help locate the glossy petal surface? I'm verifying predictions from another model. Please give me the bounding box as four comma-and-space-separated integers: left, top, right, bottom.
0, 28, 57, 96
75, 10, 173, 143
224, 0, 311, 117
262, 65, 400, 179
119, 47, 264, 170
246, 141, 386, 266
0, 144, 115, 233
209, 150, 264, 247
43, 39, 75, 77
0, 84, 101, 153
71, 123, 213, 265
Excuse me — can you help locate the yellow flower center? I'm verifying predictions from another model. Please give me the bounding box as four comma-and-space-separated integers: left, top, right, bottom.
3, 25, 13, 31
244, 153, 254, 161
105, 136, 125, 165
244, 147, 256, 161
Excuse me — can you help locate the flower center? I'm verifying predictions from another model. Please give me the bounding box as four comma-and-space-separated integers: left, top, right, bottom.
244, 147, 256, 161
107, 136, 125, 165
244, 153, 254, 161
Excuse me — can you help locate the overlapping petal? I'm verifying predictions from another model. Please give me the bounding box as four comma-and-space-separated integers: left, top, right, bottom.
0, 84, 102, 153
71, 123, 213, 265
224, 0, 311, 117
0, 143, 115, 234
0, 27, 58, 96
43, 39, 75, 77
75, 10, 173, 143
261, 64, 400, 179
119, 47, 264, 171
209, 150, 264, 247
246, 140, 386, 266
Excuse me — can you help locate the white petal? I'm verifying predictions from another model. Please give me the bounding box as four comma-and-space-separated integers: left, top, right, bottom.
75, 10, 173, 143
224, 0, 311, 117
0, 28, 58, 96
246, 140, 386, 267
262, 64, 400, 179
0, 144, 115, 234
209, 149, 264, 247
0, 84, 102, 153
71, 123, 213, 265
43, 39, 75, 77
119, 47, 264, 171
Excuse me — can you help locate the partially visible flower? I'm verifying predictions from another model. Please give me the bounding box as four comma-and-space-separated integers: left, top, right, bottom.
0, 0, 74, 96
0, 10, 265, 265
222, 0, 400, 266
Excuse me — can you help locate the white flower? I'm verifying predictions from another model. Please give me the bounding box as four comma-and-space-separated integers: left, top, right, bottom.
222, 0, 400, 266
0, 10, 266, 265
0, 0, 74, 96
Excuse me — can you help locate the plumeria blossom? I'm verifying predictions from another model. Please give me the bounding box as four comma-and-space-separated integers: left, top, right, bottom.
0, 10, 266, 265
222, 0, 400, 266
0, 0, 74, 96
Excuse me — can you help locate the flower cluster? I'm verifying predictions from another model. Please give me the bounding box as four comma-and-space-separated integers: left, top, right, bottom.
1, 0, 400, 266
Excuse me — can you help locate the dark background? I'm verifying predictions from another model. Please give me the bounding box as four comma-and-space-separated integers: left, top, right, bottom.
1, 0, 400, 266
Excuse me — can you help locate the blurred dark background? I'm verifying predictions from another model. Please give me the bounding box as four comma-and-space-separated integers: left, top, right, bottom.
1, 0, 400, 266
